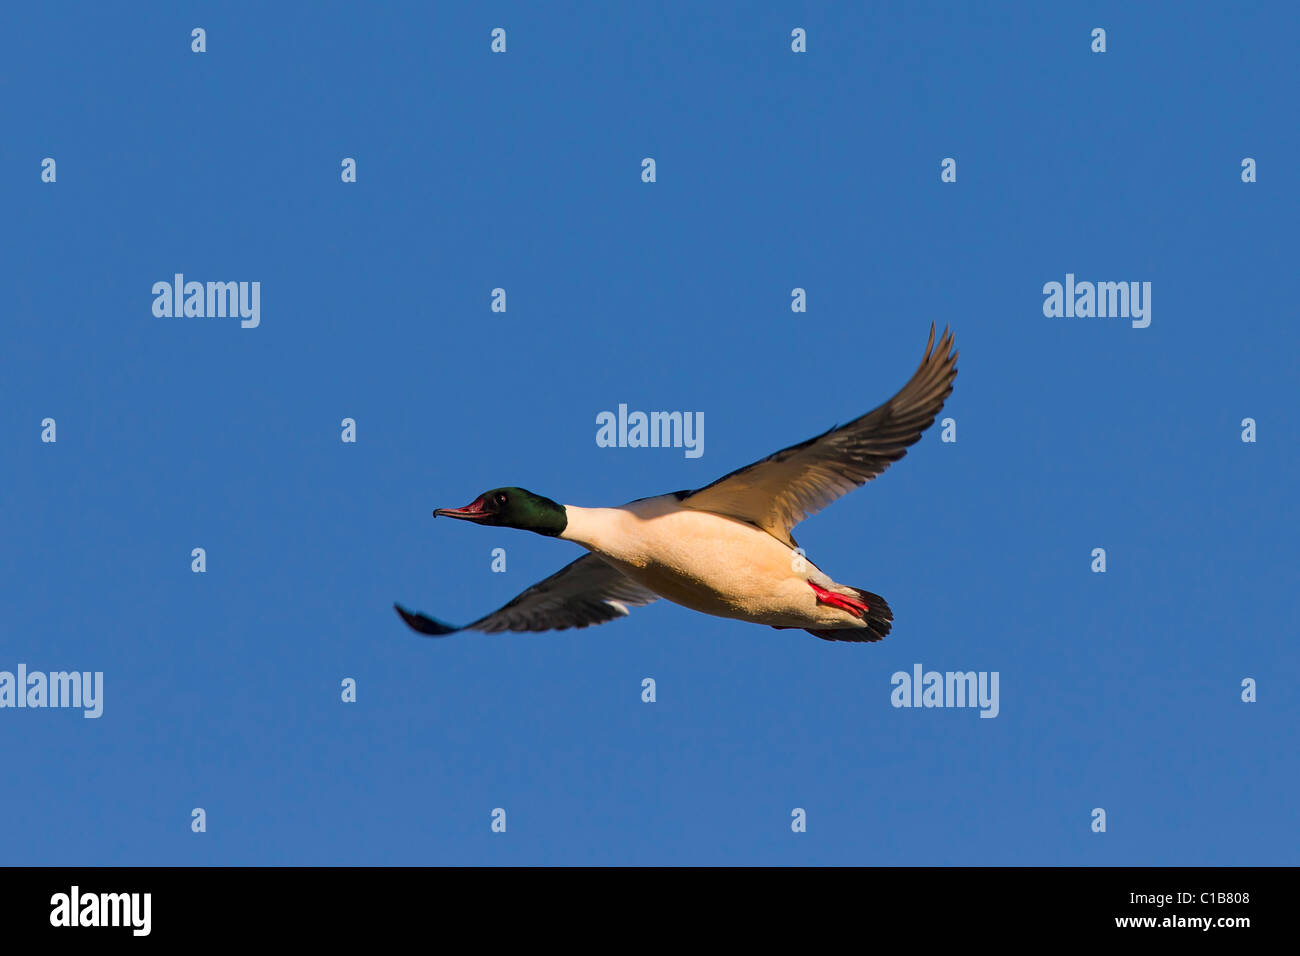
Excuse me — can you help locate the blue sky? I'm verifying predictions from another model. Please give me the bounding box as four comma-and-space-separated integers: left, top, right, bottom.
3, 2, 1296, 865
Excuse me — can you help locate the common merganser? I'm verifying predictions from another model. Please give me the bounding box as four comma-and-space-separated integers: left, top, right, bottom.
396, 325, 957, 642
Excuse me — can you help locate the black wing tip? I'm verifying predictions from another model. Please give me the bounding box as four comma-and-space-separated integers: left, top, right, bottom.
393, 602, 461, 637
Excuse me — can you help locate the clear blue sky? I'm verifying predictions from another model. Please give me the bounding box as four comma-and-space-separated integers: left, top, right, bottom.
3, 2, 1296, 865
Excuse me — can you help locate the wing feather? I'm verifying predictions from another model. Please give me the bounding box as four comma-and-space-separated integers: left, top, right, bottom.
395, 553, 659, 636
680, 324, 957, 546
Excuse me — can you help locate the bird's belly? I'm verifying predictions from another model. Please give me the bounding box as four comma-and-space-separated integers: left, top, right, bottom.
625, 565, 794, 622
591, 511, 829, 626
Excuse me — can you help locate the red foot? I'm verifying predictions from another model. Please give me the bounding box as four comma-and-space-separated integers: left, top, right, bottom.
807, 581, 869, 617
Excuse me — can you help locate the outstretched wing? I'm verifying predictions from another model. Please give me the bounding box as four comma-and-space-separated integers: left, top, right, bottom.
394, 553, 660, 636
680, 324, 957, 547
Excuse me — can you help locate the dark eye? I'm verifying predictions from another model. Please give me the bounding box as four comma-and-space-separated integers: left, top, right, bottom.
496, 493, 508, 505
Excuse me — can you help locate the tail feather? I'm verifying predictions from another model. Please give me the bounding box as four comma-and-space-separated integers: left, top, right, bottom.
806, 587, 893, 643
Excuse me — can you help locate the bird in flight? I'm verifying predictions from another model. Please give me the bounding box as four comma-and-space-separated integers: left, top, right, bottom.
396, 325, 957, 642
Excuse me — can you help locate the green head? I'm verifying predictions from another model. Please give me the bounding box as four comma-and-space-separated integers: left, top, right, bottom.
434, 487, 567, 537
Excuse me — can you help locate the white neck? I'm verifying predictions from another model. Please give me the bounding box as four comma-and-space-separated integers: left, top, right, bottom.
559, 505, 628, 553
